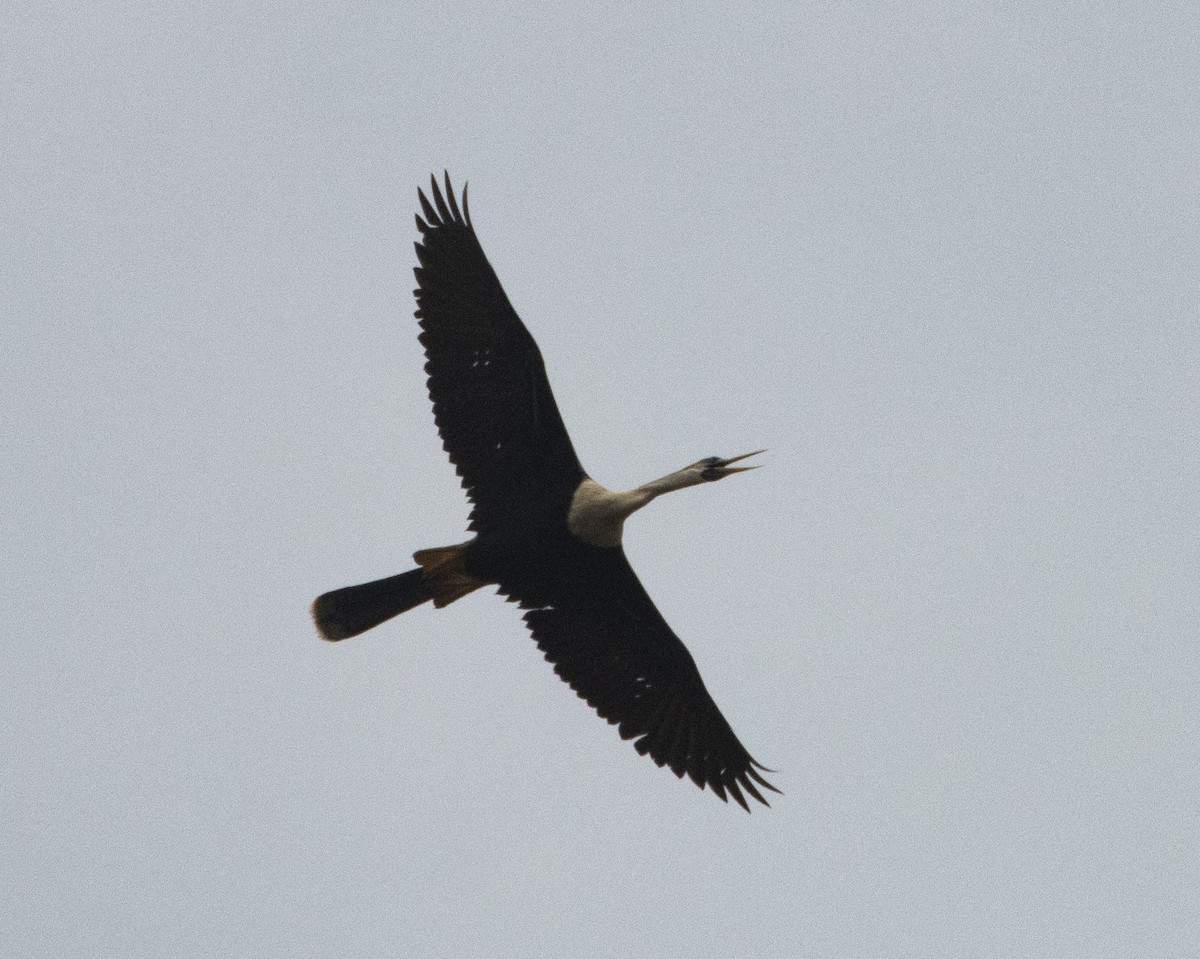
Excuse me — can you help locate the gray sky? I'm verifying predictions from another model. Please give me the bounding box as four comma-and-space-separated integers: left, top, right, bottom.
4, 2, 1198, 956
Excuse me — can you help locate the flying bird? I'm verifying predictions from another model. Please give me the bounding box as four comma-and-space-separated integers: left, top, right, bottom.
313, 174, 779, 810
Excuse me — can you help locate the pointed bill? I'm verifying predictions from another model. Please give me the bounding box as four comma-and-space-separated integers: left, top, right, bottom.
711, 449, 766, 477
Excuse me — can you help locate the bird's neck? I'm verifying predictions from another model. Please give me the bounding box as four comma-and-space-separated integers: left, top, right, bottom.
633, 467, 707, 499
567, 470, 703, 548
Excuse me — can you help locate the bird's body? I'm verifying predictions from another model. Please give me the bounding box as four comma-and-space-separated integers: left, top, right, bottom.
313, 175, 778, 810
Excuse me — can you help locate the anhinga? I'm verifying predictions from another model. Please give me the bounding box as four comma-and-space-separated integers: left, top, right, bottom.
313, 174, 779, 810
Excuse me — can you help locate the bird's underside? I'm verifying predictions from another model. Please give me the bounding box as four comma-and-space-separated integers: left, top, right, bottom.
312, 173, 778, 811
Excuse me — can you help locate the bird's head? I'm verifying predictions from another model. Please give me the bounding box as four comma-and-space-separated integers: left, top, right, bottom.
691, 449, 766, 482
636, 450, 766, 499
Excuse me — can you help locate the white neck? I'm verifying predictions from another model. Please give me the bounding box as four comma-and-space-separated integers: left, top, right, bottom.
567, 468, 705, 548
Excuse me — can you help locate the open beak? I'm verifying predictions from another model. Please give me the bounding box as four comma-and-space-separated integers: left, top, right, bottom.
711, 449, 766, 478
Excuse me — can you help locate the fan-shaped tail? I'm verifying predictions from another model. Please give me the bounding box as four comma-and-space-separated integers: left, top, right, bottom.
312, 568, 433, 640
313, 544, 484, 640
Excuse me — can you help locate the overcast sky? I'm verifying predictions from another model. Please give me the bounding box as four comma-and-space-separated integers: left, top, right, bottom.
4, 2, 1198, 956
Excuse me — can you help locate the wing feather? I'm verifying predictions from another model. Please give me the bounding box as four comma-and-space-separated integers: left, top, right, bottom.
516, 548, 779, 810
413, 174, 585, 530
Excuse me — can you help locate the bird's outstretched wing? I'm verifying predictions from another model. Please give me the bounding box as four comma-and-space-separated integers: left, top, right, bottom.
515, 548, 780, 811
414, 174, 585, 532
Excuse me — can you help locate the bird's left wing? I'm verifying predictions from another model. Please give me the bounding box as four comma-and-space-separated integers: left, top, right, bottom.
517, 550, 779, 810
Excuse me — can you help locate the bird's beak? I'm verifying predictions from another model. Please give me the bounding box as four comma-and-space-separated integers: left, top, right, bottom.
712, 449, 766, 477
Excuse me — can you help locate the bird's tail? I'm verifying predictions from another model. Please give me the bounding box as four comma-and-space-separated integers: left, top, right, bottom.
312, 544, 482, 641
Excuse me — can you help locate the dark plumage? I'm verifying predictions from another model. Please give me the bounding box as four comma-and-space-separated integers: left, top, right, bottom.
313, 174, 778, 810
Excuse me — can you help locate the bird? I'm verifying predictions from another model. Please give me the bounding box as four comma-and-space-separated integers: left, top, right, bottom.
312, 173, 779, 810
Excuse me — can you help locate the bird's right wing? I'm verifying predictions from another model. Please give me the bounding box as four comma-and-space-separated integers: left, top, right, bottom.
516, 549, 779, 810
414, 174, 585, 532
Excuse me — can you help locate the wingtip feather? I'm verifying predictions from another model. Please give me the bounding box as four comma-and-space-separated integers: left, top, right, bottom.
727, 778, 750, 812
443, 171, 462, 222
418, 187, 437, 223
430, 173, 452, 220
